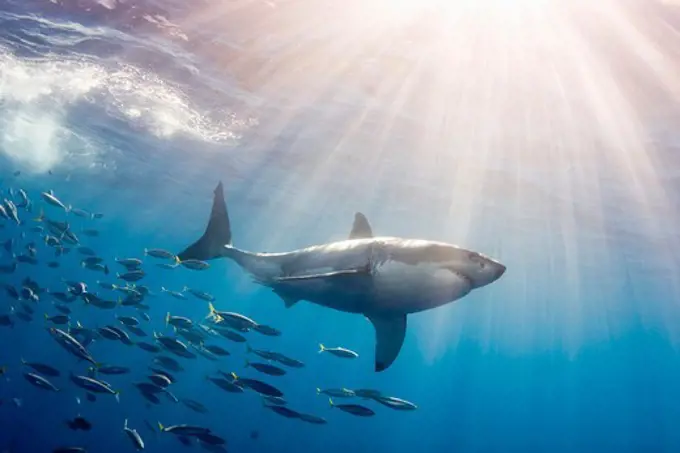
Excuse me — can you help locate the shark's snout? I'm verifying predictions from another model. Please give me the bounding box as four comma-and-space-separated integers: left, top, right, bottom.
495, 262, 507, 279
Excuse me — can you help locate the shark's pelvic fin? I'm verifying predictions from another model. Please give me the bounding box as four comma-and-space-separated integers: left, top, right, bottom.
349, 212, 373, 239
368, 314, 407, 372
272, 290, 300, 309
177, 181, 232, 261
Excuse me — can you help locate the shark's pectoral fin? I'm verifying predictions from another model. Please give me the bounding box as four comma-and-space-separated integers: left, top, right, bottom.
349, 213, 373, 239
272, 290, 300, 308
367, 314, 406, 372
177, 181, 232, 262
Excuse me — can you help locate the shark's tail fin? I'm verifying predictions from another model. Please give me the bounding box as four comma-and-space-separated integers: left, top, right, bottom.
177, 181, 232, 262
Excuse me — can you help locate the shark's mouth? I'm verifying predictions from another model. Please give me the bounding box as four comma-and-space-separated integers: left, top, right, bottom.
449, 269, 474, 290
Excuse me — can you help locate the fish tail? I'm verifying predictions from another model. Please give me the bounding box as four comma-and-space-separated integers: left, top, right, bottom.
43, 313, 48, 320
114, 391, 121, 403
165, 312, 170, 328
329, 398, 334, 408
318, 343, 325, 353
143, 248, 148, 256
316, 388, 321, 395
124, 418, 128, 429
244, 359, 250, 368
157, 421, 164, 432
230, 372, 238, 381
104, 265, 109, 275
66, 205, 72, 213
33, 209, 44, 222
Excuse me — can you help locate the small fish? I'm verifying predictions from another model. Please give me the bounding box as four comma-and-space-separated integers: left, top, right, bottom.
179, 259, 210, 271
49, 328, 98, 366
328, 398, 375, 416
55, 303, 73, 315
245, 360, 286, 376
165, 313, 193, 329
149, 374, 172, 388
0, 261, 16, 273
161, 287, 186, 300
182, 398, 208, 414
77, 246, 96, 256
353, 388, 383, 399
272, 353, 305, 368
246, 345, 279, 361
195, 432, 226, 445
44, 313, 70, 325
123, 419, 145, 451
318, 344, 359, 359
44, 236, 61, 247
298, 413, 328, 424
154, 356, 183, 372
144, 248, 176, 260
207, 376, 244, 393
24, 372, 59, 391
156, 263, 179, 270
317, 388, 355, 398
208, 304, 257, 330
183, 287, 215, 302
71, 208, 93, 218
263, 395, 287, 406
117, 316, 140, 327
47, 261, 60, 268
82, 229, 100, 237
230, 372, 283, 397
137, 342, 161, 353
252, 324, 281, 337
21, 359, 60, 377
115, 257, 143, 270
157, 422, 211, 436
67, 416, 92, 431
81, 256, 104, 265
264, 404, 300, 419
16, 254, 37, 265
149, 368, 176, 384
53, 447, 87, 453
126, 325, 148, 337
41, 190, 69, 211
117, 270, 145, 282
204, 345, 230, 357
372, 396, 418, 411
69, 373, 120, 400
93, 365, 130, 375
213, 326, 247, 343
81, 261, 109, 275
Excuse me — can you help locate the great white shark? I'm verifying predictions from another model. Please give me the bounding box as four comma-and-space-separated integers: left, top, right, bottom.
178, 182, 506, 372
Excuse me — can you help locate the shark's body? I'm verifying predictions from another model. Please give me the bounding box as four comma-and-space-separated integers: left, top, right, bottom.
178, 182, 506, 372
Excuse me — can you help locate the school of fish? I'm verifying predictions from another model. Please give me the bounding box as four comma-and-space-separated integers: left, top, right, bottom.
0, 176, 418, 453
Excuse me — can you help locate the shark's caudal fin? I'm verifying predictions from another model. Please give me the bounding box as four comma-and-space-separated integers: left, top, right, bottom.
349, 213, 373, 239
367, 314, 407, 372
177, 182, 232, 262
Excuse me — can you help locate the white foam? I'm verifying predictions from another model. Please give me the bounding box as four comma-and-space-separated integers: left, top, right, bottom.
0, 21, 249, 173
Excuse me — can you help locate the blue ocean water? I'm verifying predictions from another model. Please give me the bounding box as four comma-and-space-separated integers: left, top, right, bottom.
2, 0, 680, 451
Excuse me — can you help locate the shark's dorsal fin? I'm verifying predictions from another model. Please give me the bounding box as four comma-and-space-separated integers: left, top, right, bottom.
177, 181, 232, 262
349, 213, 373, 239
367, 314, 406, 372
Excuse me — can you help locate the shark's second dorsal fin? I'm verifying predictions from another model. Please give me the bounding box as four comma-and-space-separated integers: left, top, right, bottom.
349, 213, 373, 239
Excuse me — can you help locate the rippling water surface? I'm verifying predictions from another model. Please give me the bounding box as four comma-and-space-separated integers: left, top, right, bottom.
3, 0, 680, 452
